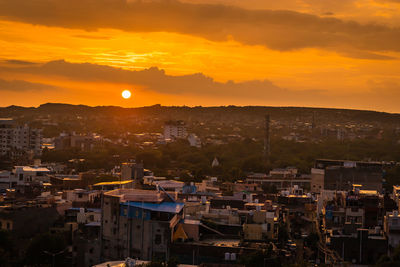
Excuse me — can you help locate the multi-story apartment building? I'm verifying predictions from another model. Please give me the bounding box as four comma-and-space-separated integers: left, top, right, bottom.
0, 118, 42, 157
163, 120, 187, 140
54, 132, 95, 151
323, 186, 383, 234
311, 159, 383, 193
101, 189, 183, 261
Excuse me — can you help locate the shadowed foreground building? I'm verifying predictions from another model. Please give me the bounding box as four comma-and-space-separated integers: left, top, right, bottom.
101, 189, 183, 261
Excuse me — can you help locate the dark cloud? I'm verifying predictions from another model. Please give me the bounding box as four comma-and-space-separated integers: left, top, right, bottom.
0, 59, 325, 102
0, 0, 398, 55
3, 59, 38, 65
0, 78, 59, 91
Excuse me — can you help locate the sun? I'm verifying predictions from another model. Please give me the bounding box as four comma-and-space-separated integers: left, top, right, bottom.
122, 90, 131, 99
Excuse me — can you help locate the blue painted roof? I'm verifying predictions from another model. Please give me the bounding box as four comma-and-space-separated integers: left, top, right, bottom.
122, 201, 184, 214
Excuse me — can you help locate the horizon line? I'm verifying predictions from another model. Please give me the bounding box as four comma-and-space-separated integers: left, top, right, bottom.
0, 102, 399, 115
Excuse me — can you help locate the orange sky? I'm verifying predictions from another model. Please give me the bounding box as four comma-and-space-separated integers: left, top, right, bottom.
0, 0, 400, 112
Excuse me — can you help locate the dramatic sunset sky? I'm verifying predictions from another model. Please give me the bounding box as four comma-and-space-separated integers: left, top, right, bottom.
0, 0, 399, 112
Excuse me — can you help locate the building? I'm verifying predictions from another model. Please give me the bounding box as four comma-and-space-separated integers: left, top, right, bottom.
0, 118, 42, 157
163, 120, 187, 140
101, 189, 183, 261
121, 162, 144, 188
0, 166, 51, 188
187, 133, 201, 148
54, 132, 96, 151
65, 207, 101, 225
246, 167, 311, 191
243, 209, 278, 241
384, 210, 400, 252
64, 189, 101, 206
311, 159, 383, 193
323, 186, 383, 235
223, 181, 261, 193
329, 229, 387, 264
13, 166, 51, 185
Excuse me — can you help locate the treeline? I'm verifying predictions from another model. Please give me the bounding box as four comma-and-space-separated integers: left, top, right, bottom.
2, 103, 400, 139
41, 137, 400, 186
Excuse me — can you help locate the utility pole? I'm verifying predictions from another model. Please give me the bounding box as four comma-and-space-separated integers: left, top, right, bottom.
264, 115, 271, 163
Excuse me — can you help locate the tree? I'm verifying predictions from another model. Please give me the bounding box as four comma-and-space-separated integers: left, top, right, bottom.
24, 233, 68, 266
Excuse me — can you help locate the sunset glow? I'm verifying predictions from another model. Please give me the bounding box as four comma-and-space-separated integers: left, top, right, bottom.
0, 0, 400, 112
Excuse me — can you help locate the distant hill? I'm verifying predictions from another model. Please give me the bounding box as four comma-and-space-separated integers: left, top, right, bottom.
1, 103, 400, 125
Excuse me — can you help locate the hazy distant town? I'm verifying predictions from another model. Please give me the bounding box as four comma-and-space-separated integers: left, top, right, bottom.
0, 104, 399, 266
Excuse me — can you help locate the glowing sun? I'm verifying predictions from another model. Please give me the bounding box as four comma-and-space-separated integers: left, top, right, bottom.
122, 90, 131, 99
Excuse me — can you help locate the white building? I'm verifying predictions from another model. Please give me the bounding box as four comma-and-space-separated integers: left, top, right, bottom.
64, 189, 100, 203
0, 166, 51, 188
163, 120, 187, 140
76, 207, 101, 224
187, 133, 201, 148
13, 166, 51, 185
0, 118, 42, 156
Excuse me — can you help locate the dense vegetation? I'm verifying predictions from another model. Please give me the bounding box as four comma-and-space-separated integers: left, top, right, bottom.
41, 136, 400, 188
